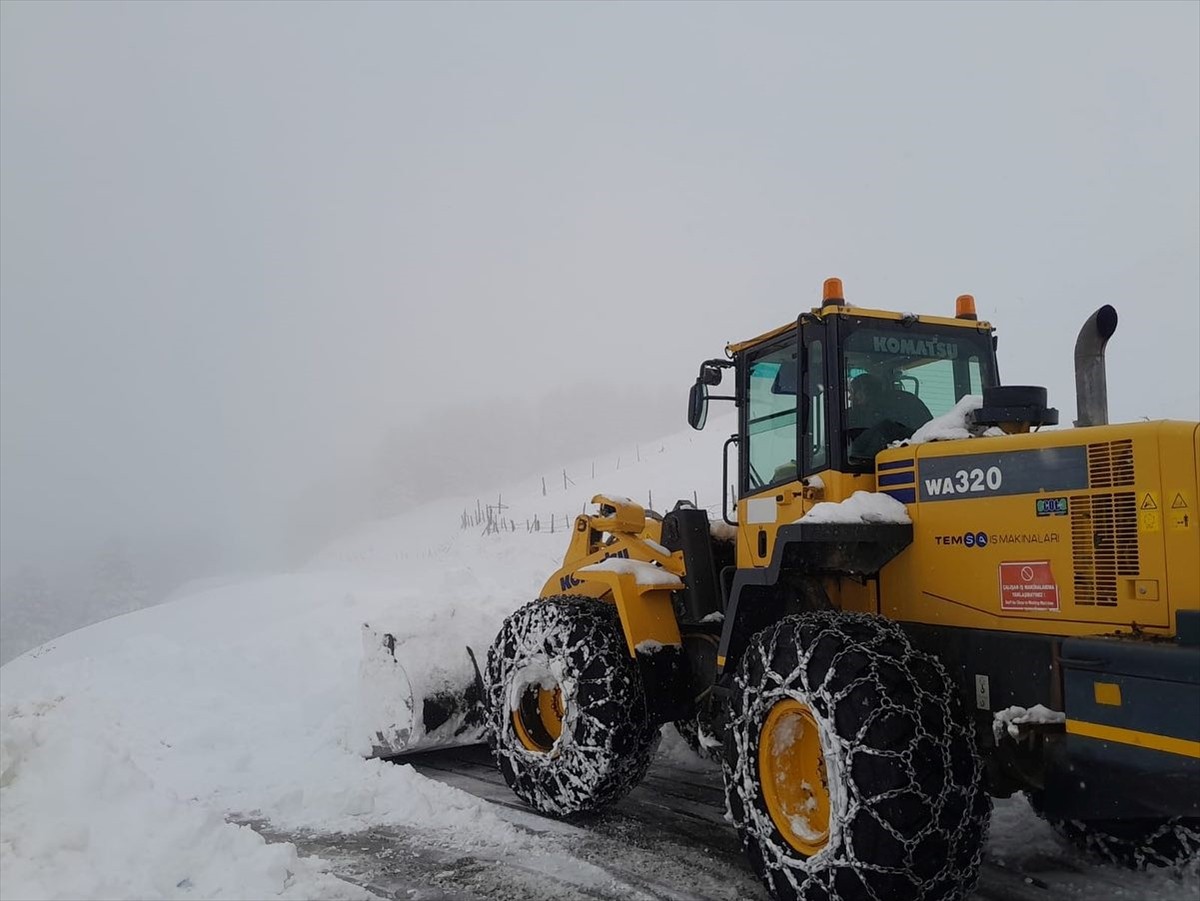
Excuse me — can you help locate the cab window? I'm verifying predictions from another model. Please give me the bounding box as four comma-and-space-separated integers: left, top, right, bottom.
804, 338, 828, 475
745, 340, 799, 491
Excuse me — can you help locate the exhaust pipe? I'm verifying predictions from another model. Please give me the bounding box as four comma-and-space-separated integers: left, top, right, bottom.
1073, 305, 1118, 427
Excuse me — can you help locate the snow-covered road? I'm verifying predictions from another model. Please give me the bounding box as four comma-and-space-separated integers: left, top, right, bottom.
253, 741, 1199, 901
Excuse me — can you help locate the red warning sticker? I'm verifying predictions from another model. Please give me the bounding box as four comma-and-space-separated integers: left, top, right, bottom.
999, 561, 1060, 611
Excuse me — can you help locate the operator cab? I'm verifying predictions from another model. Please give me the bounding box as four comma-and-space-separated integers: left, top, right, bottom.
689, 280, 1000, 501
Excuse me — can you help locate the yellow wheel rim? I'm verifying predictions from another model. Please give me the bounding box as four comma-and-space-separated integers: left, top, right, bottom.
512, 683, 565, 752
758, 698, 832, 856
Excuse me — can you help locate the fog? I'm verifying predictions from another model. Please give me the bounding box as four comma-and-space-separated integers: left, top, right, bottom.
2, 1, 1197, 661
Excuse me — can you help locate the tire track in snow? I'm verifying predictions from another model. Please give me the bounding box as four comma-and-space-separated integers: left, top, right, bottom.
248, 746, 1198, 901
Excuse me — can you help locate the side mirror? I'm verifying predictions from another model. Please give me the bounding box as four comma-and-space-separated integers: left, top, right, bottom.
688, 380, 709, 430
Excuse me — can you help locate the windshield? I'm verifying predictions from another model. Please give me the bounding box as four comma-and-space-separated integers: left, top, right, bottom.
841, 320, 995, 465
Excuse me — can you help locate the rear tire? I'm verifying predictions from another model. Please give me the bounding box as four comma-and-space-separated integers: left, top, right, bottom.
1028, 795, 1200, 869
484, 596, 659, 816
724, 611, 990, 901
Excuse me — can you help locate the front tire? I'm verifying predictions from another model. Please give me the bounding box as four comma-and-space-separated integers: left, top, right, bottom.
484, 596, 659, 816
724, 611, 990, 901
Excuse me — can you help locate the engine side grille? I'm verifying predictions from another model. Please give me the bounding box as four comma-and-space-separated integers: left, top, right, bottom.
1087, 439, 1135, 488
1070, 492, 1139, 606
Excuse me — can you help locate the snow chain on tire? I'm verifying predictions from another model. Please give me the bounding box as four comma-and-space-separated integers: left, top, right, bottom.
1028, 794, 1200, 870
484, 595, 660, 816
724, 611, 991, 901
673, 715, 724, 764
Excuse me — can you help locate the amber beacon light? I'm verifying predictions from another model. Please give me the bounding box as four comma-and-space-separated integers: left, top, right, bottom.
955, 294, 978, 320
822, 277, 844, 308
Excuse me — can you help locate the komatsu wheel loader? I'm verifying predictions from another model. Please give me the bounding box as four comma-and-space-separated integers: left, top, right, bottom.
381, 279, 1200, 901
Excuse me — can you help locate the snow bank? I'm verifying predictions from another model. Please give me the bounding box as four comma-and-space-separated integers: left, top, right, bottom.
0, 697, 367, 901
0, 570, 562, 900
798, 491, 912, 525
1, 416, 735, 900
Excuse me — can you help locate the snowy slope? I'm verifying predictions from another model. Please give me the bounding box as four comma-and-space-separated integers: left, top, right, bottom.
2, 412, 1197, 900
0, 418, 732, 900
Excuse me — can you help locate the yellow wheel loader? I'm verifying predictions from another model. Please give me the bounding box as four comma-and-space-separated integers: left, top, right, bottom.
389, 279, 1200, 901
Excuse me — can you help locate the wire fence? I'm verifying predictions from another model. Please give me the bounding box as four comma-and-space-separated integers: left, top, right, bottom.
456, 437, 735, 537
460, 487, 725, 537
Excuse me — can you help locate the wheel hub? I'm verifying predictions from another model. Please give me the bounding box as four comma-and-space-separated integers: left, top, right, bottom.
513, 680, 565, 752
759, 698, 832, 856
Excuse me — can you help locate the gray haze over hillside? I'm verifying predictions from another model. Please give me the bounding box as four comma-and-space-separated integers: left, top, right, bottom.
2, 1, 1197, 661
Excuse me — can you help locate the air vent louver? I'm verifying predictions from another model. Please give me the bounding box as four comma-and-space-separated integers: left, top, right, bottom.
1087, 439, 1135, 488
1070, 492, 1139, 606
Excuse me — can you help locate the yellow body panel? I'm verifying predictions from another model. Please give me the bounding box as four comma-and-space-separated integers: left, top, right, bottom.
1158, 423, 1200, 622
735, 470, 876, 570
875, 421, 1199, 636
733, 469, 883, 616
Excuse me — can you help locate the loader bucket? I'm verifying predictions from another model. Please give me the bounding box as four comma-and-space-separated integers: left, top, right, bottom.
357, 623, 487, 758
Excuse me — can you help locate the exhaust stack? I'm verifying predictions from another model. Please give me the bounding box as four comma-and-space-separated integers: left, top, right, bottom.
1073, 305, 1118, 427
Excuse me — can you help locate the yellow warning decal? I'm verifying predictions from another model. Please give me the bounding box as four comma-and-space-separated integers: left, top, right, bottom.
1168, 491, 1193, 531
1139, 492, 1161, 532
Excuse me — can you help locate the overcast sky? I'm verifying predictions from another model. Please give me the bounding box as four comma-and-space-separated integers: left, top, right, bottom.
2, 1, 1197, 583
